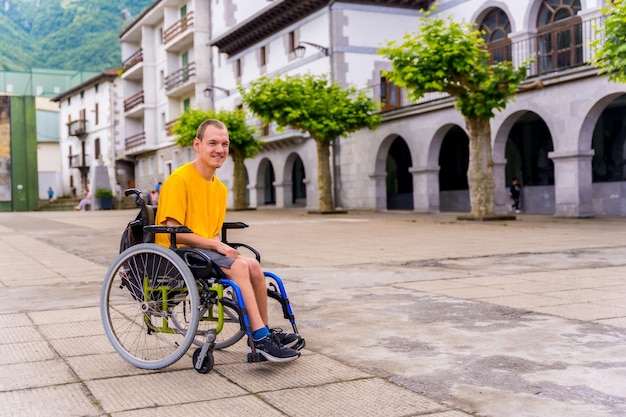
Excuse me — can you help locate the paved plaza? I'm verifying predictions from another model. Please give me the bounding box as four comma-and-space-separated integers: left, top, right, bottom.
1, 208, 625, 417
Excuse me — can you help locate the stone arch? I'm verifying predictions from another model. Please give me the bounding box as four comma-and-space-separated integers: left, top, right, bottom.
256, 158, 276, 205
283, 152, 307, 207
373, 133, 414, 210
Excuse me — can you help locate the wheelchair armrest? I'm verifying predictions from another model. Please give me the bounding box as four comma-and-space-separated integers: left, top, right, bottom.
144, 225, 193, 234
221, 222, 248, 243
144, 225, 193, 249
228, 242, 261, 262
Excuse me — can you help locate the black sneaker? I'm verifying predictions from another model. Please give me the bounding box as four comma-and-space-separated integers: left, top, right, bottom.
270, 328, 304, 350
252, 335, 300, 362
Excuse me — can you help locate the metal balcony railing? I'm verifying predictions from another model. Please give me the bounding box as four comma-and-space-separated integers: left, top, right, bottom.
376, 15, 604, 112
165, 118, 180, 136
125, 132, 146, 150
68, 154, 89, 169
165, 62, 196, 91
163, 11, 194, 44
121, 49, 143, 72
68, 119, 88, 137
124, 91, 145, 112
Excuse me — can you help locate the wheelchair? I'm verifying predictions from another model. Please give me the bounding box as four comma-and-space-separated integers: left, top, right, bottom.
100, 189, 304, 373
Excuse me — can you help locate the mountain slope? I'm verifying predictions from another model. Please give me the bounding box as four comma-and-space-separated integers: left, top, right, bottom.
0, 0, 153, 72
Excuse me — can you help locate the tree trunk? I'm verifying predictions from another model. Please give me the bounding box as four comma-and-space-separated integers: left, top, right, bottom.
315, 138, 334, 212
465, 117, 495, 218
231, 149, 247, 210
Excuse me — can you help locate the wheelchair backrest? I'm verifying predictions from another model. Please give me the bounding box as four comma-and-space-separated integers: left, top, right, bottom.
119, 189, 157, 254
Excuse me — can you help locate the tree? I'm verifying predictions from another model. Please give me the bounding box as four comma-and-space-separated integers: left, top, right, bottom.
379, 15, 528, 218
240, 74, 381, 213
593, 0, 626, 83
172, 109, 261, 210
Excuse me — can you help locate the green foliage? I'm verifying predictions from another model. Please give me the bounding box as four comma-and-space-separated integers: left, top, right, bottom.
172, 108, 262, 159
593, 0, 626, 83
95, 188, 113, 198
239, 73, 381, 143
0, 0, 152, 72
379, 15, 528, 120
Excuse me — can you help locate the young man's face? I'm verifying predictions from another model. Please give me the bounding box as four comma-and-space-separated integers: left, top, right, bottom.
194, 124, 230, 170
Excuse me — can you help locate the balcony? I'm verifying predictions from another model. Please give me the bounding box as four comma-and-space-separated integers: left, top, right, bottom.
124, 132, 147, 154
124, 91, 145, 117
377, 15, 604, 114
164, 11, 194, 52
68, 119, 88, 137
121, 49, 143, 80
68, 153, 89, 169
165, 63, 196, 97
165, 118, 180, 136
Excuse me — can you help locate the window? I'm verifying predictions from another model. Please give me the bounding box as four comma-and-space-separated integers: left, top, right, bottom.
235, 59, 242, 79
183, 98, 191, 112
94, 138, 101, 160
94, 103, 99, 125
159, 27, 163, 44
260, 46, 267, 67
288, 31, 296, 53
537, 0, 582, 74
479, 8, 512, 63
160, 70, 165, 88
380, 76, 401, 112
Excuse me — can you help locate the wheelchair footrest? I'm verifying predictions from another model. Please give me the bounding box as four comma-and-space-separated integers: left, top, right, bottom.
247, 352, 268, 363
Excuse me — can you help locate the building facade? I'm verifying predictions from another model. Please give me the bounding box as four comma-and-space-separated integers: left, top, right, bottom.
53, 70, 123, 207
119, 0, 626, 216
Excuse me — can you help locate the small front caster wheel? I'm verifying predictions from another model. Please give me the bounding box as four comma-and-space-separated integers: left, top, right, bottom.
193, 348, 214, 374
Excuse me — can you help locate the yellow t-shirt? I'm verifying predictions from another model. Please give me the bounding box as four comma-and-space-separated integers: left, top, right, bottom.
154, 162, 227, 248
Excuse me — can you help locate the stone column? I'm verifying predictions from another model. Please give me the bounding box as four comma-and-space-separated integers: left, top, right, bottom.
549, 150, 594, 217
410, 166, 440, 213
493, 159, 508, 214
369, 172, 387, 211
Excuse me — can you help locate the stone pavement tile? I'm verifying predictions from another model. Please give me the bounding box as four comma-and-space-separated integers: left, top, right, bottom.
395, 280, 474, 292
552, 266, 626, 279
259, 377, 446, 417
0, 359, 77, 391
595, 317, 626, 328
0, 341, 57, 365
2, 275, 68, 287
50, 334, 114, 357
69, 352, 191, 380
534, 302, 626, 321
425, 412, 473, 417
0, 313, 33, 328
475, 294, 568, 309
0, 326, 44, 344
492, 280, 583, 293
112, 395, 287, 417
547, 275, 625, 289
542, 288, 626, 303
426, 286, 521, 300
0, 384, 102, 417
38, 319, 103, 339
452, 275, 532, 286
215, 353, 369, 393
86, 369, 247, 414
29, 306, 101, 325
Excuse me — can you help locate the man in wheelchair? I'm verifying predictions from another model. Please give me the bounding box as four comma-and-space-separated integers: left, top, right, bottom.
154, 118, 302, 363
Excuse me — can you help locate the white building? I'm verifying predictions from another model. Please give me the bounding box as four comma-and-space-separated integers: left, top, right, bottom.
118, 0, 212, 195
119, 0, 626, 216
53, 69, 123, 207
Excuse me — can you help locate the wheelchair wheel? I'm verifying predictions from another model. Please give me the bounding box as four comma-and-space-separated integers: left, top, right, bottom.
101, 243, 201, 370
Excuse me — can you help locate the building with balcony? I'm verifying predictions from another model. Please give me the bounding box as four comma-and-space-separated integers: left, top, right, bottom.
118, 0, 212, 193
52, 69, 124, 206
123, 0, 625, 216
